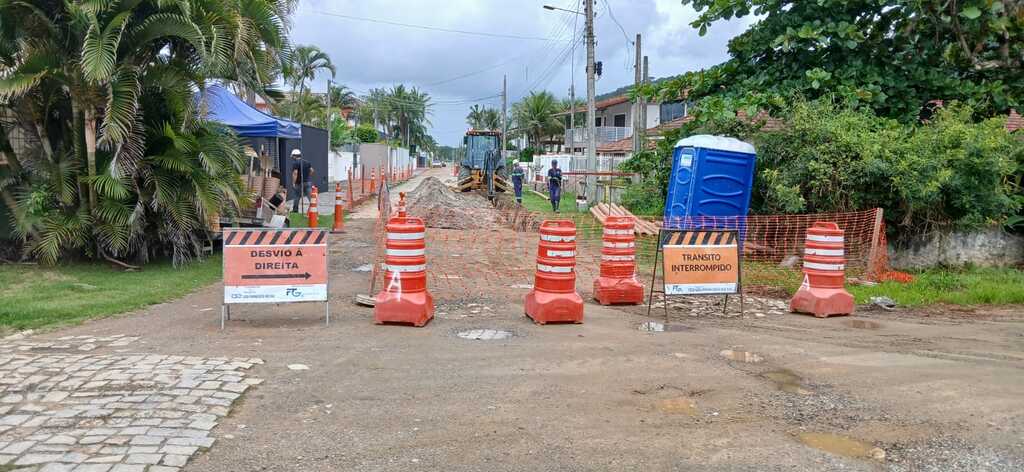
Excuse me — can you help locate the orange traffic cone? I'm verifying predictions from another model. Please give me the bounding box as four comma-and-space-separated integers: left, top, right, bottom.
332, 181, 345, 233
307, 185, 319, 228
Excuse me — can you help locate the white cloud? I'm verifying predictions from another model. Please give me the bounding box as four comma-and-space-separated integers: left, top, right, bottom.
290, 0, 752, 146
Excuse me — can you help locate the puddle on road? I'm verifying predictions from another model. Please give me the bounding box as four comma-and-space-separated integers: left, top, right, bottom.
797, 432, 885, 460
657, 397, 698, 416
844, 319, 882, 329
763, 369, 813, 395
720, 350, 764, 363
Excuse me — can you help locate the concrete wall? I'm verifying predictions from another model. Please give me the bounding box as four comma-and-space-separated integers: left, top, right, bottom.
328, 151, 356, 183
890, 227, 1024, 269
356, 143, 415, 179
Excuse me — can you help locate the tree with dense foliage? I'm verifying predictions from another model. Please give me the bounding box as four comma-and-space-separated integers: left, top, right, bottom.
362, 85, 432, 149
284, 44, 335, 96
466, 105, 501, 130
642, 1, 1022, 121
0, 0, 292, 264
620, 98, 1023, 233
512, 91, 563, 150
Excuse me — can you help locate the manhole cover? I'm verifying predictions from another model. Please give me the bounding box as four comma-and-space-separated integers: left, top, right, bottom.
457, 329, 513, 340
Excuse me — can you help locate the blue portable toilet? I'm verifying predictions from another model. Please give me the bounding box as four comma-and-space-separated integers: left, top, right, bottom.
663, 135, 756, 228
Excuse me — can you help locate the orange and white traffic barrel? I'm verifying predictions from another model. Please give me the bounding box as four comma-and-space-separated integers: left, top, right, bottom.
374, 192, 434, 327
790, 222, 855, 317
524, 220, 584, 324
593, 216, 644, 305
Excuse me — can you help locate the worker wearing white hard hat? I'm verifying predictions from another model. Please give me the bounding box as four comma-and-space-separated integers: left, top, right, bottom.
288, 148, 315, 213
510, 158, 525, 205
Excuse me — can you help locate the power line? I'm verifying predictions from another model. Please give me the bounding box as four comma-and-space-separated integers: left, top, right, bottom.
315, 11, 571, 42
599, 0, 632, 45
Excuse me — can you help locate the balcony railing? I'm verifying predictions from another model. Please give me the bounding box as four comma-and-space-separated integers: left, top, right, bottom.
564, 126, 633, 148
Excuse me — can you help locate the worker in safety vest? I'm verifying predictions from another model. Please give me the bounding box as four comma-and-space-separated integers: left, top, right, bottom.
510, 159, 524, 204
547, 160, 563, 212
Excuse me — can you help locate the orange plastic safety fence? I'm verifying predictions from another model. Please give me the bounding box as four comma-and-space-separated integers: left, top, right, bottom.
368, 189, 890, 303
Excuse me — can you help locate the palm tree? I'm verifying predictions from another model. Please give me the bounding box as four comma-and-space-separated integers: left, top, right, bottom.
386, 85, 432, 148
466, 105, 501, 130
513, 91, 563, 150
328, 84, 357, 109
287, 45, 336, 95
0, 0, 290, 265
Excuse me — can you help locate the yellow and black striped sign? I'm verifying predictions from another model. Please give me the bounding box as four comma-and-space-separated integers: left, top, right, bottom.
224, 228, 328, 247
662, 230, 737, 247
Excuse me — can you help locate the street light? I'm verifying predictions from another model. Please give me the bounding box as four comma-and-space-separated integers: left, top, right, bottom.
542, 4, 582, 14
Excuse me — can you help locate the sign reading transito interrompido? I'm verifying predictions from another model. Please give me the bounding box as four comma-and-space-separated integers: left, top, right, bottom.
223, 228, 328, 304
662, 229, 740, 295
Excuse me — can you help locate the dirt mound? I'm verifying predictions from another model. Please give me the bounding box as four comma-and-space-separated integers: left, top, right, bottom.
405, 177, 505, 229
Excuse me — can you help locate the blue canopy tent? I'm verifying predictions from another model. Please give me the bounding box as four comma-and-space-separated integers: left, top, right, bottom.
198, 85, 301, 139
198, 86, 328, 214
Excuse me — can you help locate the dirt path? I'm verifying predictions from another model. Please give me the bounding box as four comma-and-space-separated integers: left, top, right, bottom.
349, 167, 451, 219
4, 218, 1023, 471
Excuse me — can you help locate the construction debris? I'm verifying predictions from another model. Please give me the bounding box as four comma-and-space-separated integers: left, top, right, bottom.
405, 177, 505, 229
590, 203, 660, 235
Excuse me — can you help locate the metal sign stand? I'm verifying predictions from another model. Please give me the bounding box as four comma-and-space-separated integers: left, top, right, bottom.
646, 228, 744, 324
220, 301, 328, 330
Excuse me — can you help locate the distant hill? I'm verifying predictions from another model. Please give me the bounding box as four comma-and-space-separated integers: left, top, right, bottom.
596, 75, 678, 101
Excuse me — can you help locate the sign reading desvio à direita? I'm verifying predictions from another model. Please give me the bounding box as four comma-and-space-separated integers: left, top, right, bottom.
222, 228, 328, 304
661, 230, 739, 295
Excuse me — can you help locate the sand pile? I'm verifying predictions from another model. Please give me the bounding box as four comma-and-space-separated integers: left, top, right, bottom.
405, 177, 505, 229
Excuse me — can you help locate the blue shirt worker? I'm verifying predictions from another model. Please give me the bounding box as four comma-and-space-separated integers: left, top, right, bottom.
510, 159, 525, 204
547, 160, 563, 212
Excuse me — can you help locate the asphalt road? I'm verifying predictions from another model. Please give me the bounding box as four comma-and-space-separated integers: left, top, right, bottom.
21, 217, 1024, 471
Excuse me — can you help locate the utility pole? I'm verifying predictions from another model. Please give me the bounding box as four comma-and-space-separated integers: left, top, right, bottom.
639, 55, 649, 146
632, 34, 642, 154
568, 83, 575, 156
585, 0, 597, 204
501, 74, 508, 161
326, 79, 332, 155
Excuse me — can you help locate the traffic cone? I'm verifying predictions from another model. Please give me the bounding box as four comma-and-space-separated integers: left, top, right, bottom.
332, 181, 345, 233
307, 185, 319, 228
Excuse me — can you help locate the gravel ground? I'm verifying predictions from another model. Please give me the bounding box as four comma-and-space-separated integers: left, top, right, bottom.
4, 217, 1022, 471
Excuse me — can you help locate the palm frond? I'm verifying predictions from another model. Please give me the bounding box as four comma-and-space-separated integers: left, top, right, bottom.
80, 10, 130, 83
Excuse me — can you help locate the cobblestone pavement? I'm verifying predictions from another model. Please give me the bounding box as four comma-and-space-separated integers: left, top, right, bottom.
0, 334, 262, 471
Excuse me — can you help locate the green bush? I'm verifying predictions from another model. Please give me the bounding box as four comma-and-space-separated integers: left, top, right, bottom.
355, 125, 379, 143
619, 178, 664, 216
754, 101, 1021, 232
518, 147, 537, 162
618, 98, 1023, 237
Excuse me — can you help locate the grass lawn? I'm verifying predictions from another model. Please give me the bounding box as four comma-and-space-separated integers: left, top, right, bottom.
520, 188, 587, 215
0, 255, 223, 332
848, 267, 1024, 307
288, 212, 336, 228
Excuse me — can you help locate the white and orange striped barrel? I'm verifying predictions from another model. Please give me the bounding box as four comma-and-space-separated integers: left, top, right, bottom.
802, 222, 846, 288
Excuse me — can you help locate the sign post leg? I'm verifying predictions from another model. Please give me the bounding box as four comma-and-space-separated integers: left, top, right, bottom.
723, 295, 729, 314
646, 230, 663, 318
220, 305, 226, 330
325, 301, 330, 326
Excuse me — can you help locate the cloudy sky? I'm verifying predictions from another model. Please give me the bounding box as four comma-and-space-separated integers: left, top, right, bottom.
291, 0, 754, 146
